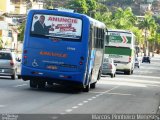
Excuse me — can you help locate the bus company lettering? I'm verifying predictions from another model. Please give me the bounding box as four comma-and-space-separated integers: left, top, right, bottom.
55, 24, 76, 32
40, 51, 67, 58
109, 54, 123, 58
48, 17, 78, 23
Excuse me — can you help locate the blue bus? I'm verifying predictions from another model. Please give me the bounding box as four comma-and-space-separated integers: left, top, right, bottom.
21, 9, 106, 92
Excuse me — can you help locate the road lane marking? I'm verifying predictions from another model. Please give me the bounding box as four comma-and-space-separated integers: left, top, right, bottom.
99, 80, 147, 88
107, 92, 135, 96
83, 101, 88, 103
92, 96, 96, 99
0, 105, 6, 108
72, 106, 78, 109
96, 94, 100, 97
65, 109, 72, 112
88, 98, 92, 101
14, 84, 28, 87
63, 86, 119, 114
78, 103, 83, 106
119, 75, 160, 79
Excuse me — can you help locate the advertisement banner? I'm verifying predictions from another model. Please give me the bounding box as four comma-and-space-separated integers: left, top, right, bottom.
31, 14, 82, 39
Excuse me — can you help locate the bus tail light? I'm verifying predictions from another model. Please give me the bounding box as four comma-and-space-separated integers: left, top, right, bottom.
79, 61, 83, 65
129, 56, 131, 62
79, 56, 84, 65
23, 50, 28, 64
23, 56, 27, 59
23, 50, 28, 59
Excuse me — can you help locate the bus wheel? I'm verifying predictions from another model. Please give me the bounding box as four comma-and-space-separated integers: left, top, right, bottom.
97, 69, 101, 80
111, 74, 114, 78
37, 80, 46, 89
127, 70, 131, 75
30, 80, 37, 88
83, 83, 90, 92
90, 82, 96, 89
83, 75, 91, 92
131, 70, 133, 74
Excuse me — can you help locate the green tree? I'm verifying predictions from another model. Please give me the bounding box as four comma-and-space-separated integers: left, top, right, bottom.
112, 7, 137, 29
86, 0, 97, 17
131, 27, 143, 45
44, 0, 54, 9
138, 13, 156, 56
0, 37, 2, 49
18, 21, 26, 42
67, 0, 88, 14
95, 3, 115, 28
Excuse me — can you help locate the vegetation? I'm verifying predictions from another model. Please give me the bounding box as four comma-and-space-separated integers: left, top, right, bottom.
18, 21, 25, 42
0, 37, 2, 49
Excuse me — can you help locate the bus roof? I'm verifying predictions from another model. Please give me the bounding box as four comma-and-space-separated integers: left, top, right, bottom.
108, 29, 132, 33
28, 9, 106, 29
87, 16, 106, 28
107, 29, 135, 36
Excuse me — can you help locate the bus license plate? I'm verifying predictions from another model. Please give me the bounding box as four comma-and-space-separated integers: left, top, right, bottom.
47, 65, 58, 70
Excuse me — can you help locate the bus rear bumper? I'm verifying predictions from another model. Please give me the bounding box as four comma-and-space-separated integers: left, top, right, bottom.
21, 66, 85, 87
115, 63, 132, 71
22, 75, 84, 87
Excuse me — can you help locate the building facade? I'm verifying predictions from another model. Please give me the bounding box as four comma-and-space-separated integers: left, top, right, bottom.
0, 0, 44, 51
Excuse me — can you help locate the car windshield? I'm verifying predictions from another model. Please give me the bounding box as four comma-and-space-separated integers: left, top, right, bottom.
0, 52, 12, 60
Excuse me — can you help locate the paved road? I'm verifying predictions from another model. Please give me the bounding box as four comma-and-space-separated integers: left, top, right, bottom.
0, 55, 160, 119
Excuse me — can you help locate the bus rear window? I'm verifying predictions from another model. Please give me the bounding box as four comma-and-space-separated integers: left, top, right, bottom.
105, 46, 132, 55
30, 14, 82, 39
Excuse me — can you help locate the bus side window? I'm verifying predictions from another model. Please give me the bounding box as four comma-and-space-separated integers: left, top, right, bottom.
101, 29, 104, 48
106, 35, 109, 45
89, 25, 94, 48
94, 27, 97, 48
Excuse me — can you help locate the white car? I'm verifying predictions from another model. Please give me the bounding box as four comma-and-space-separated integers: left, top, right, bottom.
102, 57, 116, 78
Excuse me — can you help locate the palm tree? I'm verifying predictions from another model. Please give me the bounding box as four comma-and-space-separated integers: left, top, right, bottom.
112, 7, 137, 29
138, 13, 156, 56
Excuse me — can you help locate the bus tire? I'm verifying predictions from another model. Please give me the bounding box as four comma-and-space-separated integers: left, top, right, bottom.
37, 80, 46, 89
90, 82, 96, 89
83, 83, 90, 92
97, 69, 101, 80
83, 74, 91, 92
111, 74, 114, 78
30, 80, 37, 88
127, 70, 131, 75
131, 70, 133, 74
124, 70, 131, 75
18, 75, 22, 79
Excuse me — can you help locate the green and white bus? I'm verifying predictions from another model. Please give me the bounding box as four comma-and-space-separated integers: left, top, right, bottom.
105, 29, 136, 75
